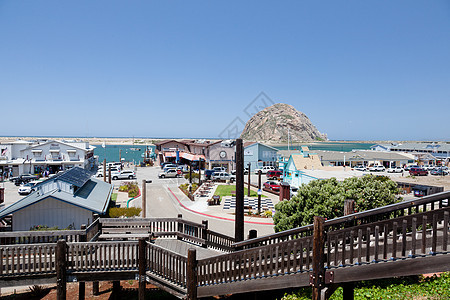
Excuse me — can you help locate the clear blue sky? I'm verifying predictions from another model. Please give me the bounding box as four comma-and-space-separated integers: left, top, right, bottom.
1, 1, 449, 141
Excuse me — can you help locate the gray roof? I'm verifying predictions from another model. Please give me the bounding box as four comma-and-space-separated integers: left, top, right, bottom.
315, 150, 413, 161
0, 177, 113, 219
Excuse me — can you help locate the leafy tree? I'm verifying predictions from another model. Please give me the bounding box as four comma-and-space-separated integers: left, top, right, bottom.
273, 175, 400, 232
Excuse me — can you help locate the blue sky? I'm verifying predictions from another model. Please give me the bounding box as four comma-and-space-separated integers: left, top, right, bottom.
0, 1, 449, 141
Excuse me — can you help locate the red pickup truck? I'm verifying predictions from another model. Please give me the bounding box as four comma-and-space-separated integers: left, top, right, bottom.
409, 167, 428, 176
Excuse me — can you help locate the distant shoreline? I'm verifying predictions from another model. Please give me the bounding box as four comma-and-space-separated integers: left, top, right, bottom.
0, 136, 447, 146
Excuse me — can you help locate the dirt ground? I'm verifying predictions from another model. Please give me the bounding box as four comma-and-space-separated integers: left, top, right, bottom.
0, 281, 177, 300
394, 174, 450, 191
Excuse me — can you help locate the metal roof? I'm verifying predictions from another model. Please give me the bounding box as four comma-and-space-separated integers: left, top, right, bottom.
0, 177, 113, 218
57, 167, 94, 187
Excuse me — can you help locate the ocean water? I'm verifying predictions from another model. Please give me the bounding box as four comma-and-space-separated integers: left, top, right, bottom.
93, 144, 156, 163
273, 142, 373, 152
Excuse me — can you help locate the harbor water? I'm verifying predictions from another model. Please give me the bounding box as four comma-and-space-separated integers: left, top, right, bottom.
93, 144, 156, 163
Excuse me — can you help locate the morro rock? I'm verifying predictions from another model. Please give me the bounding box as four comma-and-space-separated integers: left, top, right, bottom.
239, 103, 327, 142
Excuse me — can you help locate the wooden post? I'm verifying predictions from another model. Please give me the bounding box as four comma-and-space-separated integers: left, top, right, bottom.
198, 159, 202, 185
235, 139, 244, 243
311, 216, 325, 300
189, 163, 192, 184
56, 239, 67, 300
257, 170, 262, 214
187, 248, 198, 300
177, 214, 183, 240
142, 180, 146, 218
343, 282, 354, 300
112, 281, 120, 300
342, 200, 355, 299
201, 220, 208, 248
80, 224, 87, 242
78, 282, 85, 300
103, 159, 107, 182
138, 238, 147, 300
247, 163, 251, 197
344, 199, 355, 216
92, 282, 99, 296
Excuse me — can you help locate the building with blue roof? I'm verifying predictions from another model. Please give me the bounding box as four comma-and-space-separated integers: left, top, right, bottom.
0, 167, 113, 231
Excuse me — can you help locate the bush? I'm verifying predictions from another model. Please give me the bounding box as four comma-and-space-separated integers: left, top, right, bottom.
119, 182, 140, 198
273, 175, 401, 232
184, 173, 199, 183
108, 207, 142, 218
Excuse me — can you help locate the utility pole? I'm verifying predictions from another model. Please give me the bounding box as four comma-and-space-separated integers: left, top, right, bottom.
247, 162, 251, 197
103, 159, 106, 182
257, 170, 262, 214
235, 139, 244, 243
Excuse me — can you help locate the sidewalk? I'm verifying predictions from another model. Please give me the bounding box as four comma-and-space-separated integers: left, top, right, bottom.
167, 183, 276, 225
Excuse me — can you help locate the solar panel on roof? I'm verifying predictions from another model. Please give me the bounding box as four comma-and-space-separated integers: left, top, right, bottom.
57, 167, 93, 187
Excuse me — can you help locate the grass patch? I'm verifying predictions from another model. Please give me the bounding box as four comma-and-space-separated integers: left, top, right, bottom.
111, 193, 118, 202
214, 185, 266, 198
280, 273, 450, 300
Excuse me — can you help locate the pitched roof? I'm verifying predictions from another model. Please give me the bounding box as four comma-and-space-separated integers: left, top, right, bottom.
0, 172, 112, 219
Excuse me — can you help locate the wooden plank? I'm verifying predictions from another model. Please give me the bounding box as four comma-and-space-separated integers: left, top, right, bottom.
331, 254, 450, 284
197, 272, 310, 298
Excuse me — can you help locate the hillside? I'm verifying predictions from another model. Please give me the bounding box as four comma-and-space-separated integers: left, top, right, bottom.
239, 103, 327, 142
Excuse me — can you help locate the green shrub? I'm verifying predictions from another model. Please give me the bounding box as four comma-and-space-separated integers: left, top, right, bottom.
108, 207, 142, 218
274, 175, 401, 232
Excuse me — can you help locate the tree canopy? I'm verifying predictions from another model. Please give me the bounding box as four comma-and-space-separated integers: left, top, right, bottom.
273, 175, 401, 232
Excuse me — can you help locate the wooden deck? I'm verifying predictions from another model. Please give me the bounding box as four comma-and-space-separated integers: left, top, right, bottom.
0, 191, 449, 299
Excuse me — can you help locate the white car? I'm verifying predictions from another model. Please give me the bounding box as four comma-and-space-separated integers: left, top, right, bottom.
211, 172, 235, 182
369, 165, 385, 172
18, 181, 39, 195
112, 170, 136, 180
254, 166, 275, 174
387, 166, 403, 173
96, 167, 119, 177
354, 165, 366, 171
158, 169, 181, 178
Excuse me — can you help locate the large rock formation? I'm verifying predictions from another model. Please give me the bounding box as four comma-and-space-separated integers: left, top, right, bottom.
240, 103, 327, 142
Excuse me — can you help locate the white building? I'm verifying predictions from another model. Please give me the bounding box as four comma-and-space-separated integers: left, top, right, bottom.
0, 139, 96, 177
0, 167, 112, 231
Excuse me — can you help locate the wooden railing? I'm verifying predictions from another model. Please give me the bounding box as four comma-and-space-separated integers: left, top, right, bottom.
146, 241, 187, 290
198, 236, 313, 286
207, 230, 235, 252
0, 230, 85, 245
85, 218, 100, 242
67, 241, 139, 272
233, 191, 450, 250
0, 243, 57, 276
325, 208, 449, 268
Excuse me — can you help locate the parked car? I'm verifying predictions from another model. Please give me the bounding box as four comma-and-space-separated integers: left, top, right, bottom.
354, 165, 366, 171
11, 174, 39, 186
369, 165, 385, 172
404, 165, 419, 171
160, 162, 177, 169
409, 167, 428, 176
430, 168, 448, 176
158, 169, 181, 178
18, 181, 39, 195
422, 165, 435, 171
96, 167, 119, 177
254, 166, 275, 174
230, 168, 249, 175
211, 172, 234, 182
387, 166, 404, 173
266, 170, 283, 180
112, 170, 136, 180
263, 181, 280, 191
212, 167, 227, 173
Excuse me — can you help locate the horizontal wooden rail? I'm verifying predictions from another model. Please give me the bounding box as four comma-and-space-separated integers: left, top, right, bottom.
0, 230, 85, 245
